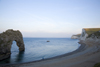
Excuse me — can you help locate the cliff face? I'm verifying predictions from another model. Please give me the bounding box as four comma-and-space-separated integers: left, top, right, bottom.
80, 30, 100, 46
86, 31, 100, 45
0, 29, 25, 60
71, 34, 81, 39
80, 28, 100, 41
80, 29, 88, 40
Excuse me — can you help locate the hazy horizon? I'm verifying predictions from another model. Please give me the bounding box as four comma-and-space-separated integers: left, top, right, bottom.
0, 0, 100, 38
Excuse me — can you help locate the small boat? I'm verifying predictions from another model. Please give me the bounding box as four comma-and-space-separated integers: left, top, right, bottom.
47, 41, 50, 42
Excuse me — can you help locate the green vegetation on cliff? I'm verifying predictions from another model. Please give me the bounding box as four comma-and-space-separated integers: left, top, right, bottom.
84, 28, 100, 35
94, 62, 100, 67
87, 31, 100, 38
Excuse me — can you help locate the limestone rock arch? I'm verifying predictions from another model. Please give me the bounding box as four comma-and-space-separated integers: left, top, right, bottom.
0, 29, 25, 60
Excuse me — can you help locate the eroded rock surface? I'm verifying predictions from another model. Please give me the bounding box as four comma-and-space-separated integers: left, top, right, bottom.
79, 30, 100, 47
0, 29, 25, 60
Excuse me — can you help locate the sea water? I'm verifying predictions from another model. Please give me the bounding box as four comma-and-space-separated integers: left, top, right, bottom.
0, 38, 80, 64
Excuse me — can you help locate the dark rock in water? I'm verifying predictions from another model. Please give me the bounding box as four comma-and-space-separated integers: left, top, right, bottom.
0, 29, 25, 61
47, 41, 50, 42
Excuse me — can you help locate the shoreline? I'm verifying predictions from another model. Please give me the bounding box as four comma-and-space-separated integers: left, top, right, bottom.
0, 41, 83, 66
1, 42, 100, 67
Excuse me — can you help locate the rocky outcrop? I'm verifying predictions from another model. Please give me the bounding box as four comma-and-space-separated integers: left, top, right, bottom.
85, 31, 100, 45
79, 29, 100, 46
80, 28, 100, 40
71, 34, 81, 39
0, 29, 25, 60
87, 31, 100, 39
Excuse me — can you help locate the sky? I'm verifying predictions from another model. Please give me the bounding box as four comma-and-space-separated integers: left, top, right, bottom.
0, 0, 100, 38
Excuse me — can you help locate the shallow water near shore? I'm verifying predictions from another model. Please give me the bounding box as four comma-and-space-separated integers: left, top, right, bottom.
0, 38, 80, 65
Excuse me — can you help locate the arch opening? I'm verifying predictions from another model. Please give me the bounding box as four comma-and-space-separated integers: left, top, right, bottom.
10, 41, 25, 62
11, 41, 19, 53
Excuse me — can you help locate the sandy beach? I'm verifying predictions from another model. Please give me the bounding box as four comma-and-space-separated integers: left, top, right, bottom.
0, 41, 100, 67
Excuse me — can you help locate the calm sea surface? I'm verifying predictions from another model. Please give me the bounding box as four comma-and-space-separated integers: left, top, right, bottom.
0, 38, 80, 64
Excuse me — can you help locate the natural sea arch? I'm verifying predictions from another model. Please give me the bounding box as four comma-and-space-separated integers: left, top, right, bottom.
11, 41, 25, 62
0, 29, 25, 60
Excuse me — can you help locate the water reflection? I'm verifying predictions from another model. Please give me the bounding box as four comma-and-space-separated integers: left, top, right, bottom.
0, 51, 25, 64
15, 51, 25, 62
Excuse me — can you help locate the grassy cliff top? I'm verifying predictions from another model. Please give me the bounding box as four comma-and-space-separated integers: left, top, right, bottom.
83, 28, 100, 35
73, 34, 81, 37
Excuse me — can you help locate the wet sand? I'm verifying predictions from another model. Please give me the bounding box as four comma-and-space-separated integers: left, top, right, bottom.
1, 42, 100, 67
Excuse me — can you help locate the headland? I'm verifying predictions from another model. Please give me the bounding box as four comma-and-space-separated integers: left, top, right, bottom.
0, 28, 100, 67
